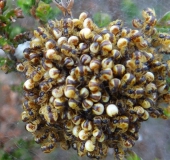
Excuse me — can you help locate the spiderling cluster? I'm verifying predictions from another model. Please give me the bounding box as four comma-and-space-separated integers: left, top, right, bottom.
16, 7, 170, 160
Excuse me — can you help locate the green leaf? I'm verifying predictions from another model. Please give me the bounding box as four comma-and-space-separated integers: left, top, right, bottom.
93, 12, 111, 27
11, 83, 23, 93
41, 0, 52, 4
0, 57, 7, 67
166, 77, 170, 84
4, 10, 15, 19
35, 1, 53, 22
0, 57, 16, 73
2, 5, 8, 13
163, 107, 170, 118
9, 25, 23, 39
16, 0, 36, 14
126, 150, 141, 160
0, 36, 11, 46
0, 15, 10, 25
157, 11, 170, 28
156, 27, 170, 33
121, 0, 139, 19
17, 0, 36, 8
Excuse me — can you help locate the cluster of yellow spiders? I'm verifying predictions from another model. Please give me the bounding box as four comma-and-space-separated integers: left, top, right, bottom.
16, 3, 170, 159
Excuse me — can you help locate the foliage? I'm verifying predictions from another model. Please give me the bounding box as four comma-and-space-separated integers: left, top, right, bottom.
0, 0, 25, 73
0, 139, 37, 160
93, 12, 111, 27
17, 0, 36, 15
156, 11, 170, 32
10, 82, 24, 93
0, 0, 24, 48
35, 1, 60, 23
121, 0, 139, 22
0, 57, 16, 73
41, 0, 53, 4
126, 150, 142, 160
